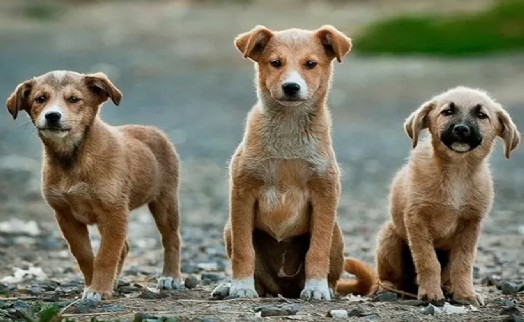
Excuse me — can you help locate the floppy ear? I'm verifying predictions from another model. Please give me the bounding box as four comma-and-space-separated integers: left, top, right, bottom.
234, 25, 274, 62
6, 79, 34, 120
496, 107, 520, 158
315, 25, 352, 63
404, 100, 435, 148
85, 72, 122, 106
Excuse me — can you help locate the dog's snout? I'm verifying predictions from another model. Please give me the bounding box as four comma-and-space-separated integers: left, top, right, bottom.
45, 112, 62, 124
282, 82, 301, 96
453, 124, 471, 138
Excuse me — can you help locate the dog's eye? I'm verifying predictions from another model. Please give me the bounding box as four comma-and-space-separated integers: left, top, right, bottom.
270, 60, 282, 68
305, 60, 317, 70
35, 96, 46, 104
68, 96, 80, 103
477, 111, 488, 119
441, 109, 454, 116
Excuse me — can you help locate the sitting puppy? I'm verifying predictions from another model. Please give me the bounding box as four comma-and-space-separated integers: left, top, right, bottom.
214, 25, 374, 301
6, 71, 182, 300
376, 87, 520, 305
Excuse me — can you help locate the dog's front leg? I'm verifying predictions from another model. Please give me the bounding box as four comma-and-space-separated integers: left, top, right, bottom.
301, 176, 339, 301
83, 209, 128, 301
449, 219, 484, 306
229, 183, 258, 298
405, 212, 445, 304
56, 210, 94, 287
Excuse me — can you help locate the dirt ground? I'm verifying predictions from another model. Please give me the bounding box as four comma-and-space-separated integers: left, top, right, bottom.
0, 0, 523, 321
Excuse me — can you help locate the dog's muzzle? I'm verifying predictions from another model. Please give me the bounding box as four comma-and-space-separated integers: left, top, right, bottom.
440, 122, 482, 153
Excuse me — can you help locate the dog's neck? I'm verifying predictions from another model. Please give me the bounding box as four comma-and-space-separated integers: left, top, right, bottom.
41, 119, 110, 171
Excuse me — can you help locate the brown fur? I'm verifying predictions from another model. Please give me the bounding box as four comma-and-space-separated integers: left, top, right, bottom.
375, 87, 520, 305
5, 71, 182, 300
219, 25, 372, 300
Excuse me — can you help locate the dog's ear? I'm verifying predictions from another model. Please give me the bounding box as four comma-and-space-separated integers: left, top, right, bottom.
85, 72, 122, 106
6, 79, 34, 120
315, 25, 352, 63
496, 107, 520, 158
234, 25, 274, 62
404, 100, 435, 148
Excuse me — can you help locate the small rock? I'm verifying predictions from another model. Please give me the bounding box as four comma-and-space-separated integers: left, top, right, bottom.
348, 305, 367, 317
211, 282, 230, 300
505, 315, 524, 322
29, 283, 43, 295
12, 300, 32, 315
119, 285, 141, 294
500, 300, 521, 316
184, 275, 199, 289
501, 281, 519, 295
42, 292, 60, 302
102, 304, 124, 312
422, 304, 442, 316
328, 309, 348, 318
441, 302, 469, 314
133, 312, 159, 322
201, 272, 224, 283
73, 299, 98, 314
482, 275, 501, 287
372, 291, 398, 302
518, 282, 524, 292
255, 304, 300, 317
139, 288, 167, 299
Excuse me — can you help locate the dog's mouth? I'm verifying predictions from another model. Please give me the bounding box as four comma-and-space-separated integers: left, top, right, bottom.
441, 138, 482, 153
38, 127, 72, 134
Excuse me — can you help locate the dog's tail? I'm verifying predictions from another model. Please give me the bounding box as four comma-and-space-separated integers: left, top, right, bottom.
335, 258, 377, 296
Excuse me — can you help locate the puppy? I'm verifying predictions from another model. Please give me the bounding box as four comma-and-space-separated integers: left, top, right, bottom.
376, 87, 520, 305
215, 25, 374, 301
6, 71, 182, 300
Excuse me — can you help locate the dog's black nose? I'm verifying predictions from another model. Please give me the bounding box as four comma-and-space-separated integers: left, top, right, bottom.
453, 124, 470, 138
282, 82, 301, 96
45, 112, 61, 124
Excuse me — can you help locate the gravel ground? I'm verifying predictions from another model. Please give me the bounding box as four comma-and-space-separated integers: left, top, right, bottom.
0, 1, 523, 321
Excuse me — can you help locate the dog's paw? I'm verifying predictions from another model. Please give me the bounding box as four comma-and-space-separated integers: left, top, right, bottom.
157, 276, 181, 290
300, 279, 332, 301
418, 286, 445, 305
453, 291, 484, 307
82, 288, 112, 301
229, 277, 258, 299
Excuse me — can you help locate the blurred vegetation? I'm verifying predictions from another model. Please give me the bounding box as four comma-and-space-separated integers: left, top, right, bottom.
355, 0, 524, 56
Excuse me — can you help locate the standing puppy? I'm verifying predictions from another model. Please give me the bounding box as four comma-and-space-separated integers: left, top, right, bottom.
376, 87, 520, 305
217, 25, 374, 301
6, 71, 182, 300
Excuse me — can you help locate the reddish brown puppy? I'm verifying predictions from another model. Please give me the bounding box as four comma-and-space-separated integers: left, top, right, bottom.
213, 26, 375, 301
376, 87, 520, 306
6, 71, 182, 301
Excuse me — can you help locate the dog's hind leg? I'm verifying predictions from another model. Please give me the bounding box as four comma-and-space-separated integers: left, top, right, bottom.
376, 222, 405, 293
149, 192, 182, 290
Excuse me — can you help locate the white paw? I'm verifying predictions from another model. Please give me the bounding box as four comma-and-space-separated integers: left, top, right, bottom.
82, 289, 103, 301
157, 276, 181, 290
229, 277, 258, 298
300, 278, 332, 301
476, 292, 485, 307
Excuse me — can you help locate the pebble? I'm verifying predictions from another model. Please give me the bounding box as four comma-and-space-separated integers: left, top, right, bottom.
12, 300, 32, 315
211, 282, 230, 300
29, 283, 43, 295
184, 275, 199, 289
348, 305, 367, 317
372, 292, 398, 302
42, 291, 60, 302
500, 299, 521, 316
73, 299, 98, 314
422, 304, 441, 316
139, 288, 167, 299
254, 303, 300, 317
501, 281, 520, 295
328, 309, 348, 318
481, 275, 501, 287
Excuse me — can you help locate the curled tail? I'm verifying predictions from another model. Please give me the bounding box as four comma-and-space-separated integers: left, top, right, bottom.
335, 258, 377, 296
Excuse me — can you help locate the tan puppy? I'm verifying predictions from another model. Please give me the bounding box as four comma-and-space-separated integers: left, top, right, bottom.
215, 25, 374, 301
6, 71, 182, 301
375, 87, 520, 306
